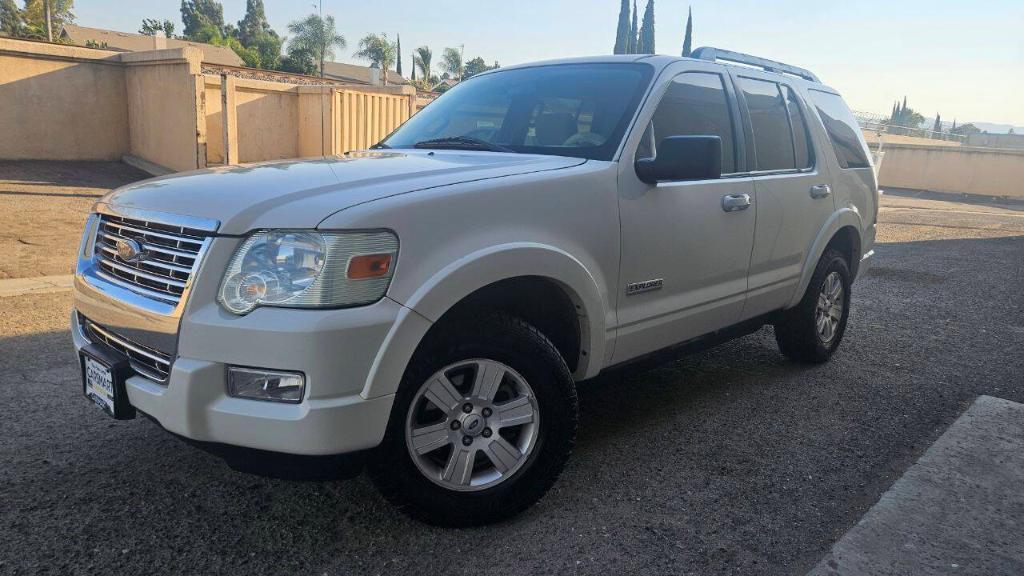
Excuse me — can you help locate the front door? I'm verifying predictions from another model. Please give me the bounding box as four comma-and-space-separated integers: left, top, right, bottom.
613, 68, 756, 363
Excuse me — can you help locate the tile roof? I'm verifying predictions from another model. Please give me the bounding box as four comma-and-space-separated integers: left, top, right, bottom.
60, 24, 244, 67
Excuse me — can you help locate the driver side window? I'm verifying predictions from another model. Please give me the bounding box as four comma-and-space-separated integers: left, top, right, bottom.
637, 72, 737, 174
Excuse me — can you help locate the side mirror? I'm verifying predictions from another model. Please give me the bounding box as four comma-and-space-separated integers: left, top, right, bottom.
635, 136, 722, 184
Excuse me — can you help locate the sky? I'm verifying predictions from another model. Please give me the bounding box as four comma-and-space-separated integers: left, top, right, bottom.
77, 0, 1024, 128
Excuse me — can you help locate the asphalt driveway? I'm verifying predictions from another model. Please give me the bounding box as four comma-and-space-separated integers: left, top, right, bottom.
1, 187, 1022, 575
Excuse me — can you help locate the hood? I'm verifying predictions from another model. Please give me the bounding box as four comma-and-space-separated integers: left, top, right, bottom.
102, 151, 586, 234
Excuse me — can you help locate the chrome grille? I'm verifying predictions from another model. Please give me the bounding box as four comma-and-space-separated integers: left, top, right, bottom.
81, 315, 172, 383
93, 214, 210, 304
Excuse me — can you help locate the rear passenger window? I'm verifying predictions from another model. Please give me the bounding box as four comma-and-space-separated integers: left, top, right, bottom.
783, 86, 813, 169
738, 77, 795, 171
808, 90, 871, 169
642, 72, 736, 174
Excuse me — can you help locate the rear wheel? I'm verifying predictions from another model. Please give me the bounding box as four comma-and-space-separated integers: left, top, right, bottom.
368, 312, 578, 526
774, 248, 852, 363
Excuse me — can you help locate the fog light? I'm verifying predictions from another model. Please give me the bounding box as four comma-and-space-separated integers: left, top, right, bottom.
228, 367, 305, 404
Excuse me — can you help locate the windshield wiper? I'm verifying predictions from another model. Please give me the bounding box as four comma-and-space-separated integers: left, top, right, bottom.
413, 136, 514, 153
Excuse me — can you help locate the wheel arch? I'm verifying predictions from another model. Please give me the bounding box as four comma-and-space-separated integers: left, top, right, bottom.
787, 209, 864, 309
360, 243, 609, 400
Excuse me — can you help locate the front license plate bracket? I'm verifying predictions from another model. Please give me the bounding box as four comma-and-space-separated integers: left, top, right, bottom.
80, 343, 136, 420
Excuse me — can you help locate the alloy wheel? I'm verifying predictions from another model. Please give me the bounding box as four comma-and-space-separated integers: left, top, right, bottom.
404, 359, 539, 492
815, 271, 844, 344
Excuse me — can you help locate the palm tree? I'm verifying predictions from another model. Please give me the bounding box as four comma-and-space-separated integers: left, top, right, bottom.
413, 46, 433, 87
286, 13, 346, 78
354, 32, 397, 85
441, 46, 463, 81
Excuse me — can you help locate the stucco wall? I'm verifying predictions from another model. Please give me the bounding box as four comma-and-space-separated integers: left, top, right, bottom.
0, 38, 129, 161
122, 49, 205, 173
204, 77, 224, 164
879, 144, 1024, 198
235, 80, 300, 162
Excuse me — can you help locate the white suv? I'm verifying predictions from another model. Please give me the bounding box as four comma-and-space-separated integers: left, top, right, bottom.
72, 48, 877, 525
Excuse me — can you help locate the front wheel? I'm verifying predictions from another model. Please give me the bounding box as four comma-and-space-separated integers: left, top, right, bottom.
773, 248, 852, 363
368, 313, 578, 526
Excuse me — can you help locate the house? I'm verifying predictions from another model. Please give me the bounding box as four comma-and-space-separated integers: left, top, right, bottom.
59, 24, 244, 67
322, 61, 410, 86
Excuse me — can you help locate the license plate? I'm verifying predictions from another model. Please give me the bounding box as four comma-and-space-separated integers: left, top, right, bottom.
84, 356, 115, 413
80, 344, 136, 420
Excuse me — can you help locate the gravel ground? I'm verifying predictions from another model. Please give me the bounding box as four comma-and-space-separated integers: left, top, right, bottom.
1, 190, 1022, 575
0, 161, 147, 279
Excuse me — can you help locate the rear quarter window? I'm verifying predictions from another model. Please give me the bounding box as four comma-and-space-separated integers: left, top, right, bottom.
808, 90, 871, 169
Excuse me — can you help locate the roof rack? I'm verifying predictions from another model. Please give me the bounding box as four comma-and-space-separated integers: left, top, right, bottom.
690, 47, 820, 83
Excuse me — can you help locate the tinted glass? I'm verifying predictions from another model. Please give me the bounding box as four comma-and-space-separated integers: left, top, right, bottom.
739, 77, 796, 171
783, 85, 813, 169
641, 72, 736, 173
382, 64, 653, 161
808, 90, 871, 169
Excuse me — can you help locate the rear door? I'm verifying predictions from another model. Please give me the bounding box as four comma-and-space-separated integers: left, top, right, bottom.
729, 72, 836, 319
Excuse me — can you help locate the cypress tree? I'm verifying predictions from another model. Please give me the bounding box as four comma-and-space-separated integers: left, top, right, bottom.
932, 114, 941, 135
639, 0, 655, 54
628, 0, 639, 54
411, 53, 416, 81
613, 0, 630, 54
681, 6, 693, 57
396, 34, 403, 76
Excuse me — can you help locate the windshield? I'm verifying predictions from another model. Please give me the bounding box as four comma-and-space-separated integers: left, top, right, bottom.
381, 63, 654, 161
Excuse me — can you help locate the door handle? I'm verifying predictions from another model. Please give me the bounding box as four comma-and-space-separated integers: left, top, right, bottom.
810, 184, 832, 199
721, 193, 752, 212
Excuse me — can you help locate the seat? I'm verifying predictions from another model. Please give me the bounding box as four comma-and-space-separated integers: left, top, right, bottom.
534, 113, 578, 146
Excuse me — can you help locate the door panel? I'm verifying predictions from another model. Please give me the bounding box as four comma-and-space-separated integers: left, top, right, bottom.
732, 75, 836, 319
613, 70, 756, 364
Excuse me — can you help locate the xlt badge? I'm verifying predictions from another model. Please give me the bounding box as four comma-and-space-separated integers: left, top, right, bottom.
626, 278, 664, 296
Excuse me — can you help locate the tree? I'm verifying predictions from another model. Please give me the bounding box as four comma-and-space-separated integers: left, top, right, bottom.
1, 0, 23, 37
463, 56, 491, 78
950, 123, 980, 136
181, 0, 223, 40
139, 18, 175, 38
932, 114, 941, 136
628, 0, 638, 54
395, 34, 402, 77
238, 0, 271, 46
410, 52, 416, 81
638, 0, 655, 54
278, 44, 316, 75
441, 46, 462, 81
250, 31, 281, 69
681, 6, 693, 57
355, 33, 397, 84
287, 13, 346, 78
413, 45, 433, 85
613, 0, 630, 54
1010, 127, 1016, 135
21, 0, 74, 40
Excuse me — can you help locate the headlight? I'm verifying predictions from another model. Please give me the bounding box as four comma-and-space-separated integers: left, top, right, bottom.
218, 230, 398, 315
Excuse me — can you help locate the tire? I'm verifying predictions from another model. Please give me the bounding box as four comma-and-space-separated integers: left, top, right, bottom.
773, 248, 852, 364
367, 312, 579, 526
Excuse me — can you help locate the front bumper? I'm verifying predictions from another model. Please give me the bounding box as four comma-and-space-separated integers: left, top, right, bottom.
72, 300, 406, 456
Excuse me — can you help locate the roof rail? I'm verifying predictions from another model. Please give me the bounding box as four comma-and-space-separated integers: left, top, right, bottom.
690, 47, 820, 83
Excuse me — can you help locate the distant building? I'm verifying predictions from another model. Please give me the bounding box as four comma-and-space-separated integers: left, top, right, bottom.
59, 24, 244, 67
322, 61, 410, 86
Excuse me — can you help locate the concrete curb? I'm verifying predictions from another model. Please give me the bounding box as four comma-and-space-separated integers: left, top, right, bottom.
0, 274, 74, 298
809, 395, 1024, 575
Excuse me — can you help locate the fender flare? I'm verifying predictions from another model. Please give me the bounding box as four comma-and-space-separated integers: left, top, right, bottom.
787, 208, 864, 309
360, 243, 609, 399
